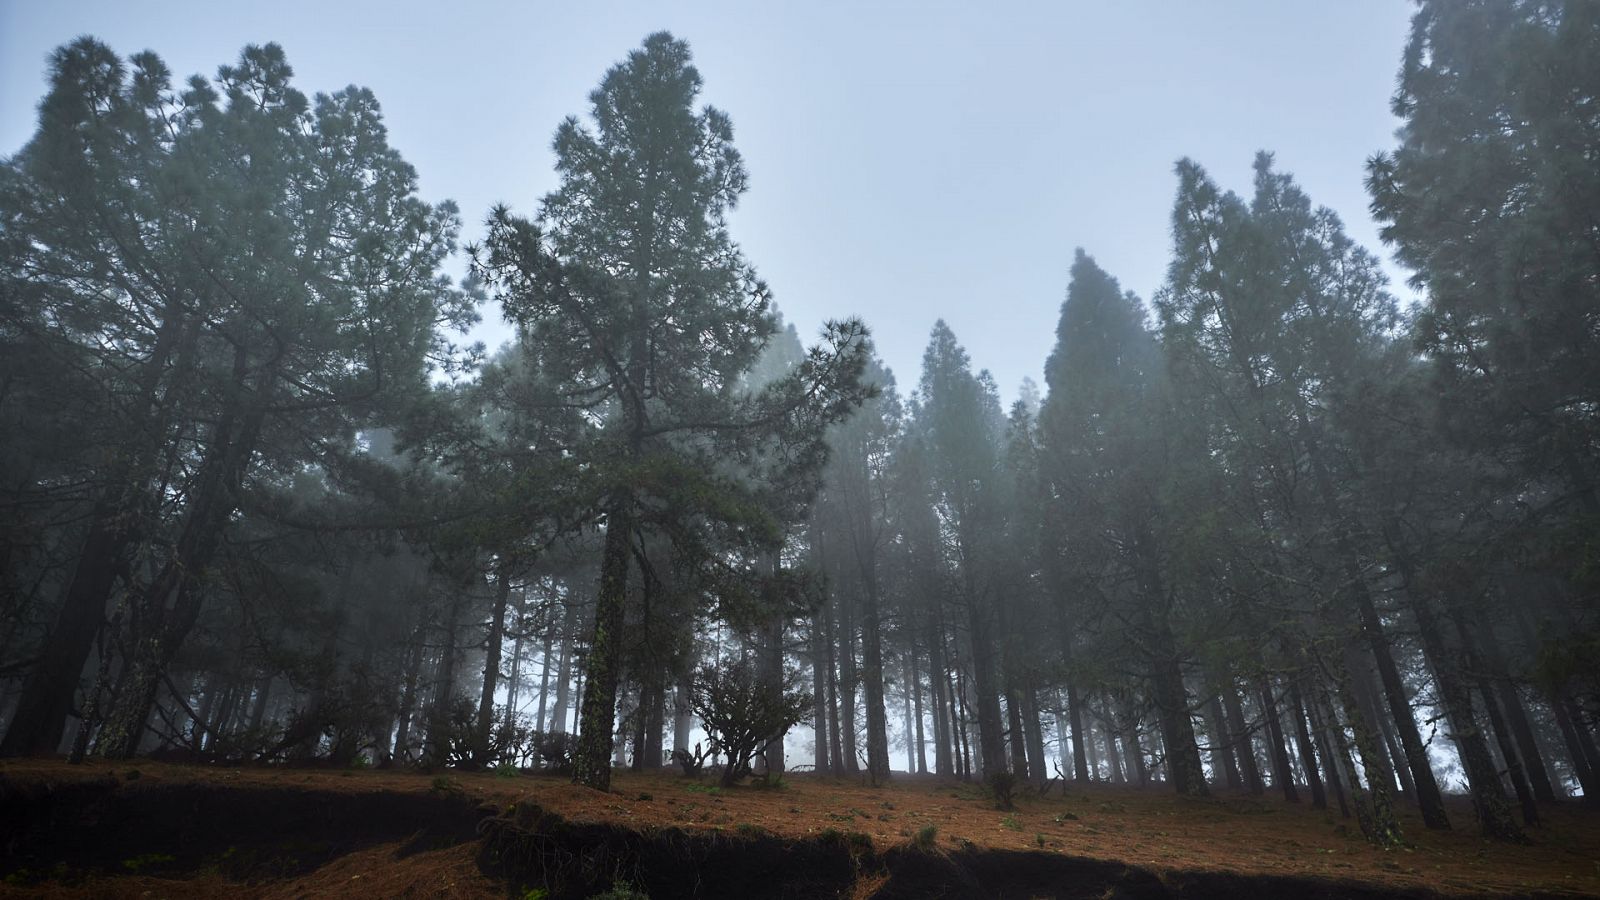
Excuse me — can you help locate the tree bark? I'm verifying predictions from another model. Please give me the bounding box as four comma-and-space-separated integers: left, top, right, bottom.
572, 498, 632, 791
1287, 678, 1328, 810
474, 564, 514, 767
1207, 694, 1242, 789
1410, 587, 1525, 841
1257, 675, 1299, 803
1223, 681, 1264, 795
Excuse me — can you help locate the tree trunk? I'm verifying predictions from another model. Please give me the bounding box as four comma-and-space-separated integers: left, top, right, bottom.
1, 314, 196, 758
1354, 586, 1451, 828
928, 620, 954, 776
1121, 701, 1149, 787
1066, 682, 1090, 783
1022, 681, 1048, 791
1287, 678, 1327, 810
811, 619, 829, 772
423, 591, 465, 768
1332, 661, 1404, 848
910, 650, 927, 774
394, 625, 424, 763
92, 356, 266, 761
1224, 682, 1264, 795
1257, 675, 1299, 803
1472, 617, 1555, 803
1207, 694, 1242, 789
1102, 706, 1125, 784
475, 564, 514, 767
550, 601, 575, 734
1132, 528, 1206, 796
963, 598, 1006, 779
1456, 621, 1539, 827
826, 608, 845, 775
1553, 694, 1598, 800
572, 498, 632, 791
1344, 646, 1400, 796
861, 574, 890, 784
1411, 588, 1525, 841
1007, 686, 1029, 780
535, 632, 552, 741
902, 655, 916, 773
838, 592, 860, 773
1306, 689, 1351, 818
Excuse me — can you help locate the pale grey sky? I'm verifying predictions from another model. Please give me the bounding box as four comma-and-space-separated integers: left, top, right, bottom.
1, 1, 1417, 402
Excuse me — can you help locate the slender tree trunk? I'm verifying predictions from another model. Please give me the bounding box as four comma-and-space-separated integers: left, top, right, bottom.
1007, 685, 1029, 780
963, 593, 1006, 779
811, 620, 829, 772
1306, 690, 1351, 818
1345, 646, 1400, 796
423, 589, 466, 768
674, 668, 694, 758
1456, 621, 1539, 826
928, 620, 954, 776
838, 593, 860, 773
1207, 694, 1242, 789
826, 609, 845, 776
1288, 678, 1327, 810
475, 564, 514, 767
1121, 701, 1149, 787
1053, 689, 1072, 781
1224, 682, 1264, 795
1257, 675, 1299, 803
860, 574, 890, 783
1411, 587, 1525, 841
757, 603, 785, 777
1553, 695, 1598, 800
1022, 681, 1048, 791
572, 498, 632, 791
1102, 706, 1125, 784
550, 602, 575, 734
1473, 619, 1555, 803
535, 632, 552, 740
1371, 521, 1454, 829
910, 650, 927, 774
953, 666, 972, 779
1331, 660, 1404, 848
1066, 682, 1090, 783
1130, 528, 1206, 796
902, 655, 915, 773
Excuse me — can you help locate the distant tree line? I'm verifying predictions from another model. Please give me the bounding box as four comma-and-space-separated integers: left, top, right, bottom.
1, 1, 1594, 850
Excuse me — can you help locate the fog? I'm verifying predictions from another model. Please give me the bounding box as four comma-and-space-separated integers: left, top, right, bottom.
1, 4, 1595, 894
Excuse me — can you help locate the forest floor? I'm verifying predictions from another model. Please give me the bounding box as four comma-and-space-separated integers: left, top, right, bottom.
1, 759, 1597, 898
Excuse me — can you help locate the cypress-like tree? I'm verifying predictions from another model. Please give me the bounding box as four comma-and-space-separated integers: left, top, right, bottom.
1040, 249, 1209, 798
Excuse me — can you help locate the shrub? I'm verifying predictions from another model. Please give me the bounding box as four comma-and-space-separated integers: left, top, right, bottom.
532, 730, 575, 773
987, 771, 1018, 810
690, 658, 811, 787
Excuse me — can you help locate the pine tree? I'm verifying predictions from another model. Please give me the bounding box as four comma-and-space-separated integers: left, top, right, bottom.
474, 33, 868, 791
0, 40, 472, 757
1040, 249, 1209, 798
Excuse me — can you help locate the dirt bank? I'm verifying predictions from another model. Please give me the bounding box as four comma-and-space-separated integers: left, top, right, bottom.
1, 763, 1594, 898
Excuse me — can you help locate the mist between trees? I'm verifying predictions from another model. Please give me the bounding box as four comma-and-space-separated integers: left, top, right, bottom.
2, 2, 1596, 852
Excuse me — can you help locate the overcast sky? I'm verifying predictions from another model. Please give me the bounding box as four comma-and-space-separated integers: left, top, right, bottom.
1, 1, 1418, 403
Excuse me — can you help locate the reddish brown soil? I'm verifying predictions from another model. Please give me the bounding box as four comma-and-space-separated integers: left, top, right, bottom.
1, 760, 1596, 898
